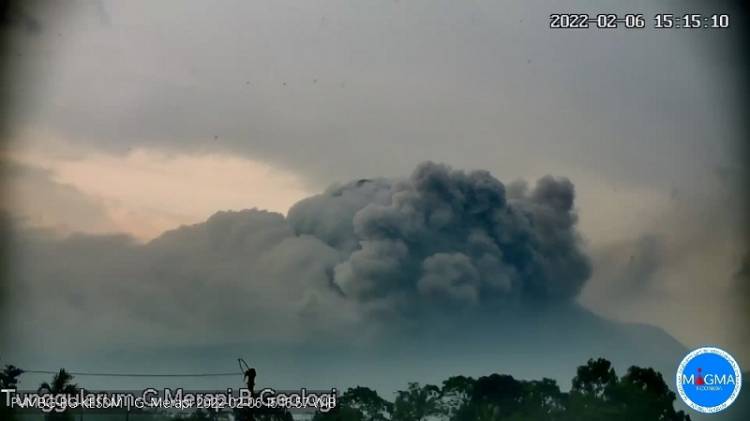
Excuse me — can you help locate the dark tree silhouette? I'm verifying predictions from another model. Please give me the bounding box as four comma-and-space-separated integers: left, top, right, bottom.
0, 361, 24, 421
342, 386, 393, 421
38, 369, 78, 395
453, 374, 525, 421
391, 383, 441, 421
571, 358, 618, 398
0, 361, 23, 389
567, 358, 621, 419
37, 369, 78, 421
440, 375, 474, 417
314, 386, 392, 421
514, 378, 567, 420
314, 358, 691, 421
0, 358, 693, 421
612, 366, 690, 421
567, 359, 690, 421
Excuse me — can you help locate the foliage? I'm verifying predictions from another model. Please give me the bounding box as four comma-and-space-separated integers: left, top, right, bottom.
0, 358, 693, 421
0, 360, 24, 421
37, 369, 79, 421
315, 358, 691, 421
392, 383, 441, 421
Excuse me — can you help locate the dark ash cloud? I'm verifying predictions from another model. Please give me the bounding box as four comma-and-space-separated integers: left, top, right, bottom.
291, 162, 590, 319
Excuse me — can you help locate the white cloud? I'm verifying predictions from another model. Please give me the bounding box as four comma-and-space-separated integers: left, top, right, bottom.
7, 137, 310, 239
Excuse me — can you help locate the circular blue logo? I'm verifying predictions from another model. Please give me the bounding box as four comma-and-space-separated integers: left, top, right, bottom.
676, 347, 742, 413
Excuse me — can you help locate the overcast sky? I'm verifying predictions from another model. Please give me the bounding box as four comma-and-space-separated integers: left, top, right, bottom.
0, 0, 747, 390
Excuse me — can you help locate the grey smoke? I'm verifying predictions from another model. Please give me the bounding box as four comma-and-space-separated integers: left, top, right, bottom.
290, 162, 590, 319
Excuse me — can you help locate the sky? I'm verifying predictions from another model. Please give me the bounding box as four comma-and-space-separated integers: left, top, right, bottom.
0, 0, 747, 394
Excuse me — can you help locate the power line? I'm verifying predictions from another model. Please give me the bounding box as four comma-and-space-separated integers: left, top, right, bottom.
21, 369, 240, 378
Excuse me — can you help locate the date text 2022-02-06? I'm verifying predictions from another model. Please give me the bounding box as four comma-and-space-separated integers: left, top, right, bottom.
549, 13, 730, 29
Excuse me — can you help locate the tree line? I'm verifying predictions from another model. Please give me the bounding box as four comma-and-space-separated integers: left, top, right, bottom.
313, 358, 690, 421
0, 357, 691, 421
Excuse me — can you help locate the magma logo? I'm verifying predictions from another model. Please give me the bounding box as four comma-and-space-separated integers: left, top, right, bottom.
676, 347, 742, 413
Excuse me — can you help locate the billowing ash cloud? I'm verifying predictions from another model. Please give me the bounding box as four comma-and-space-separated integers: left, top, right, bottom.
6, 162, 591, 359
289, 162, 590, 317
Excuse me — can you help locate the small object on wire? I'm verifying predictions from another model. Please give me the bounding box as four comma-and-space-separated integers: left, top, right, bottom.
238, 358, 251, 374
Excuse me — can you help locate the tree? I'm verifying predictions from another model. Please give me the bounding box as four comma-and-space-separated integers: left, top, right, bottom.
454, 374, 524, 421
0, 361, 24, 421
511, 378, 566, 420
314, 386, 392, 421
38, 369, 78, 421
440, 375, 475, 417
38, 369, 78, 395
566, 358, 620, 421
566, 359, 691, 421
307, 358, 692, 421
0, 362, 23, 389
612, 366, 690, 421
392, 383, 441, 421
571, 358, 618, 399
342, 386, 392, 421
